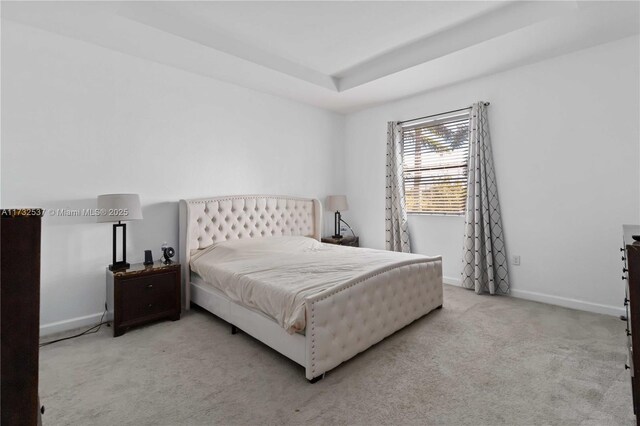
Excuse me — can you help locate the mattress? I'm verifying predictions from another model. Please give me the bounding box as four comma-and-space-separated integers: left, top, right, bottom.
190, 236, 439, 334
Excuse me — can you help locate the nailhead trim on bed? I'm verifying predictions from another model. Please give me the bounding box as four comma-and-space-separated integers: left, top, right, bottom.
307, 259, 442, 378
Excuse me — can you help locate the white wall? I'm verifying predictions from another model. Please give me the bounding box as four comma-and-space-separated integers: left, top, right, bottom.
344, 35, 640, 316
2, 21, 638, 334
1, 21, 346, 334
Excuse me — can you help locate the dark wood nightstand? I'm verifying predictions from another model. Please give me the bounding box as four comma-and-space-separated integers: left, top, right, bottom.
321, 236, 360, 247
106, 262, 181, 337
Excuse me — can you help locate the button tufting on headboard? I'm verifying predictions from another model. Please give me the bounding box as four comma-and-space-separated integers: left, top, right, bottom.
184, 196, 320, 251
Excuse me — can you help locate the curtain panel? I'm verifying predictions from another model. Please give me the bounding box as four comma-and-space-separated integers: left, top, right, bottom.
385, 122, 411, 253
461, 102, 510, 294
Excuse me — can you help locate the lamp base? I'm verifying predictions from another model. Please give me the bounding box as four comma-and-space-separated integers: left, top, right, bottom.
109, 261, 130, 271
333, 211, 343, 240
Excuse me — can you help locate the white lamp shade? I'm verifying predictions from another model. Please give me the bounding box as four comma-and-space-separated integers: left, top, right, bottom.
326, 195, 348, 212
97, 194, 143, 223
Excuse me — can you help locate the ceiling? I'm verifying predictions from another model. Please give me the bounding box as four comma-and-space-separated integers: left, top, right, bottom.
168, 1, 507, 76
2, 1, 639, 113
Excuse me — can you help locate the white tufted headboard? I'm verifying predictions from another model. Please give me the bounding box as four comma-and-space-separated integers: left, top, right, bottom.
178, 195, 322, 310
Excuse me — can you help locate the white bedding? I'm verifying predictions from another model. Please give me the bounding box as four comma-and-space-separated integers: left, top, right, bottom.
190, 236, 438, 334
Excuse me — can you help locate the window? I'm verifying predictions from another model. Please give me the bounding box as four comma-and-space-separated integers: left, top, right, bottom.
401, 111, 470, 215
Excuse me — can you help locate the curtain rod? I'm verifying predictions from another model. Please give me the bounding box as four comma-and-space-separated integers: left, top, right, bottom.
398, 102, 490, 125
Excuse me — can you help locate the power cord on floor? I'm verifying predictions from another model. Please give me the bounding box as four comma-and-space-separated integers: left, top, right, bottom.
39, 304, 110, 347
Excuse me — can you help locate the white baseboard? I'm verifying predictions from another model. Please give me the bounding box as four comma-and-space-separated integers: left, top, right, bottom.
40, 278, 624, 336
40, 312, 105, 337
509, 289, 625, 317
443, 276, 462, 286
443, 276, 624, 317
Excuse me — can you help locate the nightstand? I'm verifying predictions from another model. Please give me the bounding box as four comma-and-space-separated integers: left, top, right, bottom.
321, 236, 360, 247
106, 262, 181, 337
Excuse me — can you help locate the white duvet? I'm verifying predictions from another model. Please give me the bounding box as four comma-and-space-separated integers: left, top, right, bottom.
190, 236, 436, 334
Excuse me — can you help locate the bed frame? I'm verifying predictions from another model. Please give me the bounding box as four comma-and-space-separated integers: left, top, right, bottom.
179, 195, 443, 381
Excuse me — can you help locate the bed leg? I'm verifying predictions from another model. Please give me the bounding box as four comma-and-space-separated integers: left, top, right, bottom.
308, 373, 324, 384
436, 304, 443, 309
231, 325, 238, 335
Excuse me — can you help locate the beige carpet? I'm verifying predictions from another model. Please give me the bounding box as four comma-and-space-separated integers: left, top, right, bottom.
39, 285, 634, 425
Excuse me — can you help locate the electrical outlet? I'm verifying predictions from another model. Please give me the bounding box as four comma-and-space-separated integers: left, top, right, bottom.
512, 255, 521, 266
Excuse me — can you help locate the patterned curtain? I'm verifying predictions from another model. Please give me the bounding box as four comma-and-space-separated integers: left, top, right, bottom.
385, 122, 411, 253
461, 102, 509, 294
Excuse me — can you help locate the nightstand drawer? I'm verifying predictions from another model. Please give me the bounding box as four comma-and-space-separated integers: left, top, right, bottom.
119, 273, 176, 323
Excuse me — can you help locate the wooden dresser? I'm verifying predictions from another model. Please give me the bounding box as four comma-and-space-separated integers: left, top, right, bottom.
623, 224, 640, 425
1, 209, 44, 425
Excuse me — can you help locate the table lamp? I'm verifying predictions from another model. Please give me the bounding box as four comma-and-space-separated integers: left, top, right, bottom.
97, 194, 143, 270
326, 195, 348, 239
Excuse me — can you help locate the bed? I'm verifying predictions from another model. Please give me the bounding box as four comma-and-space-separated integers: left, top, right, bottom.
179, 195, 443, 381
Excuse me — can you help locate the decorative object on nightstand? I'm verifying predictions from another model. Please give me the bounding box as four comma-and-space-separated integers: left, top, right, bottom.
322, 236, 359, 247
326, 195, 352, 239
161, 244, 175, 264
106, 262, 181, 337
143, 250, 154, 266
97, 194, 143, 271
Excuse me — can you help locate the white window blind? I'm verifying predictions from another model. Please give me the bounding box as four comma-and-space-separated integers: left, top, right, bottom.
401, 111, 470, 215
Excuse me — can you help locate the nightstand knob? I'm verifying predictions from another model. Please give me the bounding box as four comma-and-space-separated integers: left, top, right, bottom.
147, 284, 153, 288
148, 303, 153, 308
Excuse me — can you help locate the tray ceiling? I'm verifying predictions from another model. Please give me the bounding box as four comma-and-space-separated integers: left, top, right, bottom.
2, 1, 639, 113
